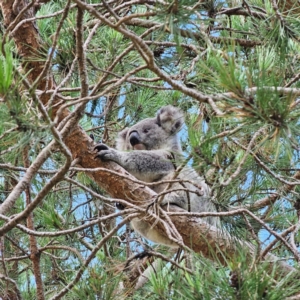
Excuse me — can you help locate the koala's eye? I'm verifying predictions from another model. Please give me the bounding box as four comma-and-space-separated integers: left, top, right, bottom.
174, 121, 181, 129
143, 128, 150, 133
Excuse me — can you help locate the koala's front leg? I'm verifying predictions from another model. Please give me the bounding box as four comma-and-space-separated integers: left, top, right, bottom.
94, 143, 124, 164
94, 143, 175, 182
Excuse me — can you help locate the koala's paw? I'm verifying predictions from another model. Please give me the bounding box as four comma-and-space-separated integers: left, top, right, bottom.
94, 143, 109, 152
94, 143, 114, 161
116, 202, 125, 210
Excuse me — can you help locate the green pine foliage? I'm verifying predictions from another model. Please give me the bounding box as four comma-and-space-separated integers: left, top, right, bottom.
1, 0, 300, 299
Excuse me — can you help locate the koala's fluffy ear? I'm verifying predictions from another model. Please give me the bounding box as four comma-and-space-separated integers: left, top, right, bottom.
116, 127, 129, 150
157, 105, 184, 134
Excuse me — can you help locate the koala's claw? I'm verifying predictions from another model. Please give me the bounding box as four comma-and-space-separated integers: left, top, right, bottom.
116, 202, 125, 210
94, 143, 111, 161
94, 151, 111, 161
94, 153, 103, 160
94, 143, 109, 152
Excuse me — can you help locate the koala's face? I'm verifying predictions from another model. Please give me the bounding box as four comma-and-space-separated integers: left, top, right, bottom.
116, 106, 184, 152
126, 118, 172, 150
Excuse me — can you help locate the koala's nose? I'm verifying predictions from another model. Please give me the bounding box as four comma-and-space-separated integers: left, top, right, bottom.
129, 131, 141, 146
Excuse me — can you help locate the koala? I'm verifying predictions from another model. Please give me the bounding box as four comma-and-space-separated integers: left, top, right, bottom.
95, 105, 217, 247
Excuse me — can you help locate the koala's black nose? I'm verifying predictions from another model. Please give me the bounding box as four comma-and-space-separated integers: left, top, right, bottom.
129, 131, 141, 146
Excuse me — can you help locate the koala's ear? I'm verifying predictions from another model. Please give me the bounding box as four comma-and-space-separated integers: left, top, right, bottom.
116, 127, 129, 150
157, 105, 184, 134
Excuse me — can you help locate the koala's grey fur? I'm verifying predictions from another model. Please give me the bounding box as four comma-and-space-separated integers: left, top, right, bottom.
95, 105, 217, 247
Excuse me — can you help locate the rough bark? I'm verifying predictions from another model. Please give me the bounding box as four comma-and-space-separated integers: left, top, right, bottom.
23, 148, 45, 300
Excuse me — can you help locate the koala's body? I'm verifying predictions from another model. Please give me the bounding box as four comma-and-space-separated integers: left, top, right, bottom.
95, 106, 217, 247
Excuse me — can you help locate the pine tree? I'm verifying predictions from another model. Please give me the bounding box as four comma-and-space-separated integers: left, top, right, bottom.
0, 0, 300, 299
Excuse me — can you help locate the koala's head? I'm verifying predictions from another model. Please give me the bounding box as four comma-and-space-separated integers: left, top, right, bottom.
116, 106, 184, 152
